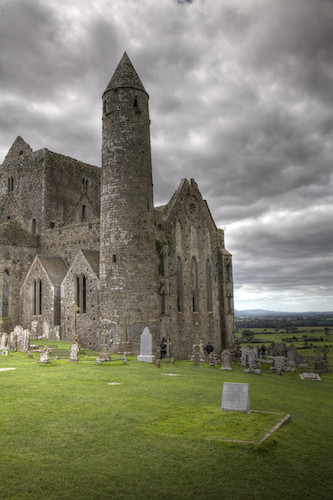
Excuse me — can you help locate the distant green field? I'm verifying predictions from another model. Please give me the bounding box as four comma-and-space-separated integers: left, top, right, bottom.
0, 343, 332, 499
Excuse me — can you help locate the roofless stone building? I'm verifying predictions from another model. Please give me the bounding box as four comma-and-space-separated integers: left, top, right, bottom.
0, 53, 234, 358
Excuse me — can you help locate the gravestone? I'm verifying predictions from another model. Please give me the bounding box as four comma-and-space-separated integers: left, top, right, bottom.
0, 332, 8, 349
137, 327, 155, 363
221, 382, 250, 413
8, 332, 17, 351
31, 320, 38, 338
287, 344, 297, 370
242, 346, 261, 374
220, 350, 232, 371
14, 325, 24, 347
271, 356, 287, 375
70, 341, 79, 362
43, 321, 50, 340
19, 330, 30, 352
39, 346, 50, 364
300, 372, 321, 381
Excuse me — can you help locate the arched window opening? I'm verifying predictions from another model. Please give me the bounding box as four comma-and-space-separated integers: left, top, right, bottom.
82, 275, 87, 314
191, 256, 199, 312
206, 259, 213, 312
226, 262, 232, 282
75, 275, 87, 314
228, 294, 232, 314
134, 97, 138, 108
177, 256, 184, 313
33, 279, 42, 315
2, 270, 9, 317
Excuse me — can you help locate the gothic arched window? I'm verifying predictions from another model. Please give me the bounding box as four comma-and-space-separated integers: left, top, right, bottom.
177, 256, 184, 313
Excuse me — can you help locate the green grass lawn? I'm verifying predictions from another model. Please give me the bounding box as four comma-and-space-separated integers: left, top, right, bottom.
1, 346, 332, 499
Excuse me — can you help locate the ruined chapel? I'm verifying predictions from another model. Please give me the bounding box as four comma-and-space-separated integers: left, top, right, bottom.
0, 53, 234, 358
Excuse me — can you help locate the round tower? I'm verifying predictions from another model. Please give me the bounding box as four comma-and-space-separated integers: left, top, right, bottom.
99, 52, 160, 352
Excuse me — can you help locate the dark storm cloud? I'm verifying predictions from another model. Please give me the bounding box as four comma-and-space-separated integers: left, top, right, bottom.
0, 0, 332, 311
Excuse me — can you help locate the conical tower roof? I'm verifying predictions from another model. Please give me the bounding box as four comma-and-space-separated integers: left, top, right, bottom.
103, 52, 147, 95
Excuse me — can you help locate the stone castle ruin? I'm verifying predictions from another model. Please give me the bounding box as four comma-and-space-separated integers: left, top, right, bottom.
0, 53, 234, 358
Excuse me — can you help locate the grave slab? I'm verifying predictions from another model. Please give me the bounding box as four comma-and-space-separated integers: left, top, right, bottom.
221, 382, 250, 413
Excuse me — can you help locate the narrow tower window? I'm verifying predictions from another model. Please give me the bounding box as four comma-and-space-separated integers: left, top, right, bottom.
103, 100, 107, 113
32, 219, 36, 234
82, 205, 87, 220
134, 97, 138, 108
2, 270, 9, 317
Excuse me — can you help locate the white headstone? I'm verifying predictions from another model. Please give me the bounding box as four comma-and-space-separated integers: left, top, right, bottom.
221, 382, 250, 413
137, 327, 155, 363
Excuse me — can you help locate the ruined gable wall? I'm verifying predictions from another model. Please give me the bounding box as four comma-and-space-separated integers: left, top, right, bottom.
0, 246, 37, 332
61, 254, 100, 349
0, 145, 45, 232
155, 181, 225, 358
21, 259, 56, 338
38, 221, 100, 267
0, 223, 38, 331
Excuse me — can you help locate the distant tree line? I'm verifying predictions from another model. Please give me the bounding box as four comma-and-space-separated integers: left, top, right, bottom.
236, 313, 333, 331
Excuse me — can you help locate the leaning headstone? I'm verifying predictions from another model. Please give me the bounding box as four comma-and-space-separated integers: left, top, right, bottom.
70, 341, 79, 362
39, 345, 50, 364
19, 330, 30, 352
156, 359, 160, 368
221, 382, 250, 413
170, 357, 175, 366
137, 327, 155, 363
27, 351, 33, 358
221, 350, 232, 371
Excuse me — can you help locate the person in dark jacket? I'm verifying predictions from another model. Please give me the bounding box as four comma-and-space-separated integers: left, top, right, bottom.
160, 338, 167, 359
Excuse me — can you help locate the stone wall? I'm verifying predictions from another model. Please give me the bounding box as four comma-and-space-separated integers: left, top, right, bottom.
39, 221, 100, 266
0, 222, 38, 331
21, 258, 60, 338
155, 179, 234, 358
61, 251, 100, 349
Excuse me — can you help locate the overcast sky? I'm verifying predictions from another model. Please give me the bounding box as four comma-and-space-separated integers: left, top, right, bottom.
0, 0, 332, 312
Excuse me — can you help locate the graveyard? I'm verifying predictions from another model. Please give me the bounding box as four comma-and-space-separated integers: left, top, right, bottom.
1, 338, 333, 499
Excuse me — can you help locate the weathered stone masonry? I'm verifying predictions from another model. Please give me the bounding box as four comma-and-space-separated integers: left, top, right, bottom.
0, 52, 235, 357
